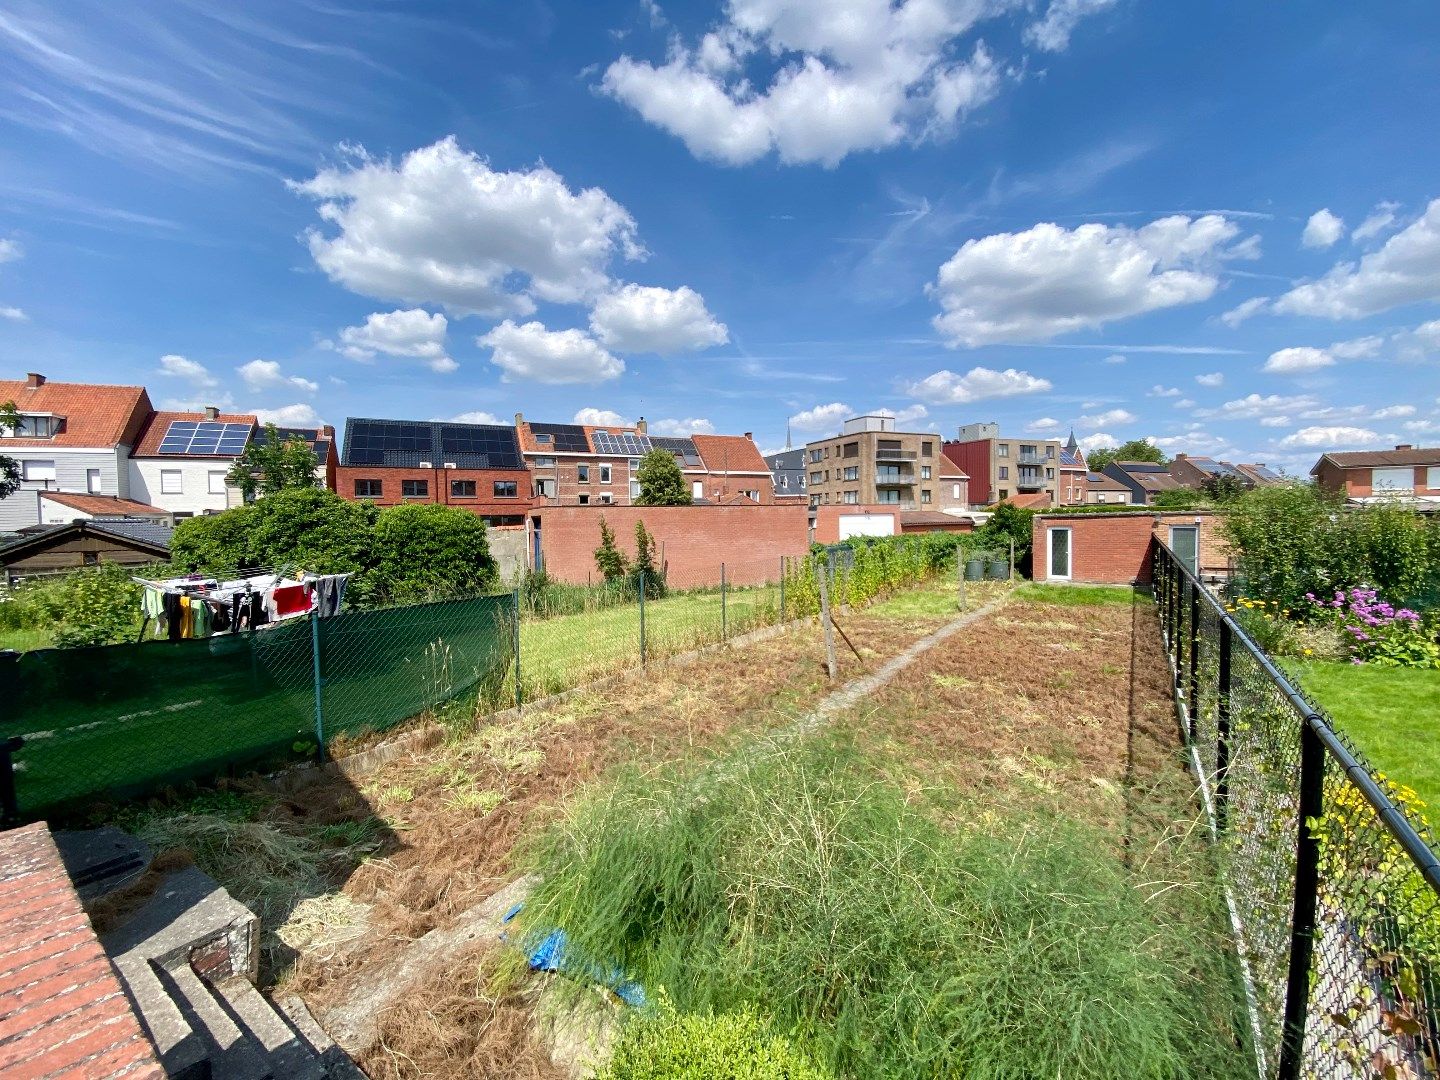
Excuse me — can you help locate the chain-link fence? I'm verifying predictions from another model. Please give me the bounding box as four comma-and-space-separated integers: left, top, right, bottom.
0, 593, 515, 817
1154, 540, 1440, 1079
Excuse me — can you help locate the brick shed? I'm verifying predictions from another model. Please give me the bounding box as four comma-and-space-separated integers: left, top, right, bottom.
534, 503, 808, 588
1030, 511, 1231, 585
0, 823, 163, 1080
811, 505, 902, 545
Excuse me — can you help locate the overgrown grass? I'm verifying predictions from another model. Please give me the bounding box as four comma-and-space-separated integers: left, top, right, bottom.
1293, 660, 1440, 813
1013, 582, 1141, 606
0, 627, 54, 652
512, 734, 1250, 1080
861, 577, 1010, 619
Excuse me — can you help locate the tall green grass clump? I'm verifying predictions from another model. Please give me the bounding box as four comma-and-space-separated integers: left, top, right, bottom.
515, 737, 1250, 1080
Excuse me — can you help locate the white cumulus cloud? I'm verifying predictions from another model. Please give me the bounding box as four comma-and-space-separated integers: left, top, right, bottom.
1278, 425, 1382, 449
904, 366, 1052, 403
930, 215, 1249, 346
789, 402, 852, 432
451, 411, 504, 425
1264, 346, 1334, 374
589, 284, 728, 354
1026, 417, 1062, 433
0, 306, 26, 321
573, 407, 629, 426
0, 238, 22, 263
1025, 0, 1119, 51
480, 321, 624, 384
1271, 198, 1440, 320
253, 403, 323, 428
158, 353, 218, 388
1149, 385, 1181, 397
1077, 432, 1117, 453
1077, 408, 1136, 427
1301, 208, 1344, 249
238, 359, 318, 394
293, 137, 642, 317
600, 1, 1010, 168
1352, 201, 1400, 243
1102, 353, 1126, 364
339, 309, 456, 373
874, 404, 929, 426
650, 416, 716, 436
1195, 371, 1224, 387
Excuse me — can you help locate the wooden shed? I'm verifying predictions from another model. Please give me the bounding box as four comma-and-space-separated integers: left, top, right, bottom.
0, 518, 173, 584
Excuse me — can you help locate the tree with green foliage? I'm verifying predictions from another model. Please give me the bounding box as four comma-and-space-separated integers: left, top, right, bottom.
0, 401, 22, 500
1221, 482, 1347, 606
1151, 488, 1209, 511
594, 516, 629, 582
978, 501, 1035, 562
1199, 472, 1249, 504
634, 448, 692, 505
632, 519, 665, 597
226, 423, 321, 501
47, 563, 144, 648
1085, 439, 1168, 473
366, 503, 497, 605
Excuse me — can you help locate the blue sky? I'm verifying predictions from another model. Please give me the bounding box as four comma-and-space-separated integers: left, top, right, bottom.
1, 0, 1438, 471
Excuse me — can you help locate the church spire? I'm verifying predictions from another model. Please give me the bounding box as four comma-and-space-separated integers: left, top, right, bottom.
785, 420, 792, 450
1065, 428, 1078, 453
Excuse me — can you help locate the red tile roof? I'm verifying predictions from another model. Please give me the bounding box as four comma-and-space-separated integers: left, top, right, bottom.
0, 379, 152, 448
1001, 492, 1053, 510
692, 434, 769, 474
938, 457, 967, 479
40, 492, 170, 518
131, 411, 258, 457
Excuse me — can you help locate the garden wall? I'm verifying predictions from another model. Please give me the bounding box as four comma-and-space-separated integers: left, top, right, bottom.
535, 504, 808, 587
1031, 511, 1231, 585
489, 525, 527, 584
811, 505, 902, 545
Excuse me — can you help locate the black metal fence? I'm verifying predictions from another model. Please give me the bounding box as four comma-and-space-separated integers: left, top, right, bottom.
1153, 540, 1440, 1079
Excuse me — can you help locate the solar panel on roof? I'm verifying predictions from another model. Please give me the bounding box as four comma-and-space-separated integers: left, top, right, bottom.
651, 436, 702, 467
440, 424, 521, 469
529, 423, 589, 453
157, 420, 253, 456
592, 431, 653, 456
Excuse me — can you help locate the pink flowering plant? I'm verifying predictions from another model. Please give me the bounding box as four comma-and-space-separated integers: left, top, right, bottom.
1304, 587, 1440, 669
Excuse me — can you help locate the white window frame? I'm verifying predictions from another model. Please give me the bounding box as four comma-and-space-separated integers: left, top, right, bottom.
86, 468, 102, 494
1047, 526, 1073, 581
599, 463, 612, 483
160, 469, 183, 495
692, 480, 704, 498
577, 464, 590, 484
208, 470, 228, 495
21, 459, 55, 482
599, 492, 613, 504
1372, 466, 1414, 492
1428, 466, 1440, 491
629, 480, 641, 500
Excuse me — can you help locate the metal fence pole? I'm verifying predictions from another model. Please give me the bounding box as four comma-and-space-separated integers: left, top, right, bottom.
1187, 577, 1201, 741
638, 569, 646, 668
721, 562, 728, 641
1215, 618, 1232, 831
512, 587, 522, 710
1172, 563, 1184, 688
310, 611, 325, 762
779, 556, 786, 621
1278, 718, 1325, 1080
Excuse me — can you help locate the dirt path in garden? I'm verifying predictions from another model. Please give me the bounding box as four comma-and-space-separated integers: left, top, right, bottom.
200, 582, 1010, 1077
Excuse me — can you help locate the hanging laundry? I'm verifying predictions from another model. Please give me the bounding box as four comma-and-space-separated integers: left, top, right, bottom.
163, 592, 184, 642
272, 583, 311, 619
191, 599, 213, 639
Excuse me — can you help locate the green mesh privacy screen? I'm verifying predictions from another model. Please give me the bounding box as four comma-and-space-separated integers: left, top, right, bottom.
0, 593, 515, 816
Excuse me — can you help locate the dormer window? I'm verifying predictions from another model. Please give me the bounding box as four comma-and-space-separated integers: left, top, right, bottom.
535, 433, 552, 444
7, 414, 60, 438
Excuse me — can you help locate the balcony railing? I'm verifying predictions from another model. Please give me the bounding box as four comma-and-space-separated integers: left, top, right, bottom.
875, 473, 915, 486
1016, 452, 1050, 465
875, 449, 917, 461
1015, 475, 1047, 491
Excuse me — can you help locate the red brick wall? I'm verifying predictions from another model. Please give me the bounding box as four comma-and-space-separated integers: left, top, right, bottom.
536, 504, 808, 587
1316, 460, 1440, 497
1031, 512, 1232, 584
0, 823, 164, 1080
811, 505, 902, 545
335, 465, 532, 519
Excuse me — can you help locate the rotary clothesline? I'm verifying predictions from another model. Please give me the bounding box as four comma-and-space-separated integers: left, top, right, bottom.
133, 567, 352, 642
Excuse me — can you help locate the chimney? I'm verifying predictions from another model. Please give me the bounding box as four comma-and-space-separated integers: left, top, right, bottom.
25, 373, 44, 389
1174, 452, 1187, 460
1395, 444, 1413, 451
204, 406, 220, 420
322, 425, 335, 438
744, 431, 753, 440
514, 412, 523, 428
635, 416, 647, 434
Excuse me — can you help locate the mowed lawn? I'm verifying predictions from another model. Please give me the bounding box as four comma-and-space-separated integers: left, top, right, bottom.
1295, 661, 1440, 815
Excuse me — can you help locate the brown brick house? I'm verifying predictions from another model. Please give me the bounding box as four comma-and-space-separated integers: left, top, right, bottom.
1311, 444, 1440, 504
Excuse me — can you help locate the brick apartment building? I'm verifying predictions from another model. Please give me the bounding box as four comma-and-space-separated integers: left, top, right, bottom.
516, 415, 774, 506
943, 422, 1068, 507
336, 417, 531, 525
1310, 444, 1440, 504
802, 415, 967, 511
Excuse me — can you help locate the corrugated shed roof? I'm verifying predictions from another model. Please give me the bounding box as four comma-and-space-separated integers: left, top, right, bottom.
0, 380, 152, 448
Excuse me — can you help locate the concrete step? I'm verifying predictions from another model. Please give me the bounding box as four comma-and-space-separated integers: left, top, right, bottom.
277, 994, 368, 1080
158, 961, 275, 1080
213, 978, 329, 1080
101, 864, 257, 980
112, 957, 210, 1080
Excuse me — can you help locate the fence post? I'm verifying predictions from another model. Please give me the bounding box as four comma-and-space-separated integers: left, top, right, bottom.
779, 556, 786, 622
512, 588, 522, 711
721, 562, 728, 641
1008, 535, 1015, 580
1187, 578, 1201, 741
816, 560, 837, 682
1279, 718, 1325, 1080
1216, 618, 1232, 831
309, 611, 325, 762
957, 546, 967, 611
1173, 564, 1185, 688
638, 569, 646, 668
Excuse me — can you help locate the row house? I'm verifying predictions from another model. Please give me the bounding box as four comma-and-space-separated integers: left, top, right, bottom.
0, 374, 337, 529
1311, 444, 1440, 505
1101, 460, 1184, 506
942, 422, 1083, 508
516, 414, 774, 506
336, 418, 531, 525
1169, 454, 1284, 491
764, 447, 808, 502
803, 415, 968, 511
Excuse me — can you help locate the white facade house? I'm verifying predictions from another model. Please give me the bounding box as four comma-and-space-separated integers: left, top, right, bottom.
126, 409, 257, 518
